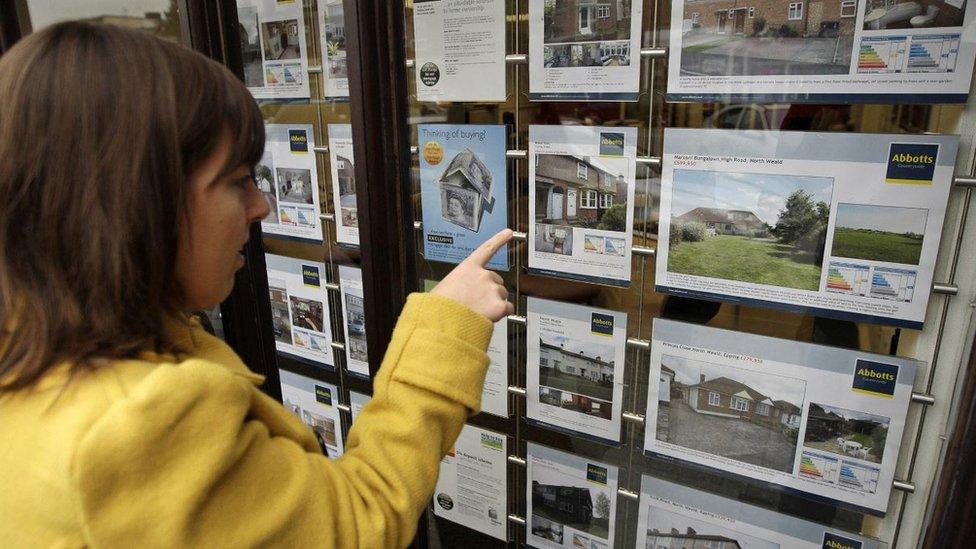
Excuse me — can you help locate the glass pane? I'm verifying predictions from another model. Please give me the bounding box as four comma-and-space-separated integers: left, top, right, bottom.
20, 0, 184, 43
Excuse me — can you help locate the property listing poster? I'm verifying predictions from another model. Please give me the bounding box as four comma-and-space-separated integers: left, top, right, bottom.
236, 0, 310, 100
258, 124, 323, 243
424, 279, 509, 417
635, 476, 886, 549
527, 443, 619, 549
318, 0, 349, 99
668, 0, 976, 103
419, 124, 508, 270
266, 254, 335, 369
432, 424, 508, 541
643, 318, 920, 515
349, 390, 370, 424
338, 265, 369, 378
279, 369, 345, 458
657, 129, 958, 329
526, 297, 627, 445
528, 0, 643, 100
529, 125, 637, 286
413, 0, 506, 102
328, 124, 359, 247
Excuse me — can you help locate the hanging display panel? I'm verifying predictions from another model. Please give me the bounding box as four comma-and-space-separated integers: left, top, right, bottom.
656, 128, 958, 329
527, 0, 643, 101
412, 0, 507, 102
236, 0, 310, 100
265, 254, 335, 369
635, 475, 886, 549
667, 0, 976, 103
258, 124, 323, 243
348, 390, 370, 424
528, 125, 638, 287
526, 297, 627, 445
328, 124, 359, 247
643, 318, 919, 515
279, 369, 345, 458
338, 265, 369, 378
432, 424, 509, 541
526, 443, 619, 549
318, 0, 349, 99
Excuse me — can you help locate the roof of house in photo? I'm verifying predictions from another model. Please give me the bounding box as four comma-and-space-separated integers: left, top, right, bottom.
675, 207, 765, 227
693, 376, 765, 401
774, 400, 802, 414
540, 339, 614, 367
661, 364, 675, 376
439, 148, 493, 199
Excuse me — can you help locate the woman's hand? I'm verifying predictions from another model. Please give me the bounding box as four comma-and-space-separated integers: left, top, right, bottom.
430, 229, 515, 322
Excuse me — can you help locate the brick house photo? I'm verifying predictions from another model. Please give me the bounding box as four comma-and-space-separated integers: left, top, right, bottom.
530, 476, 612, 539
545, 0, 633, 44
334, 154, 357, 228
536, 154, 627, 227
679, 0, 856, 76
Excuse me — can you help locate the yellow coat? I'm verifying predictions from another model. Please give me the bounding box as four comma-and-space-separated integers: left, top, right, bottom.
0, 293, 493, 548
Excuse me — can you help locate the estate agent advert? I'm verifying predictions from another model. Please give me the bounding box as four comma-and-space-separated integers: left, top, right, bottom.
643, 319, 919, 515
258, 124, 323, 243
279, 369, 345, 459
413, 0, 506, 102
432, 424, 508, 541
529, 125, 637, 286
526, 297, 627, 445
420, 124, 509, 270
668, 0, 976, 103
349, 390, 370, 424
318, 0, 349, 99
266, 254, 335, 370
527, 443, 618, 549
339, 265, 369, 378
657, 128, 958, 329
328, 124, 359, 247
635, 476, 886, 549
528, 0, 643, 100
236, 0, 310, 100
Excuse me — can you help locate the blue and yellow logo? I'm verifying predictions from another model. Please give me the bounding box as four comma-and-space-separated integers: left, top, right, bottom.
852, 359, 898, 398
314, 385, 333, 406
302, 264, 320, 287
591, 313, 614, 336
885, 143, 938, 185
289, 129, 309, 153
586, 464, 608, 485
599, 132, 625, 156
822, 531, 862, 549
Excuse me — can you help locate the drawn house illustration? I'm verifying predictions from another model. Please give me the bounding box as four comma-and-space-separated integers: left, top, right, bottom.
682, 0, 858, 38
438, 148, 494, 232
674, 207, 769, 237
645, 527, 743, 549
532, 481, 593, 524
536, 155, 626, 227
687, 374, 798, 430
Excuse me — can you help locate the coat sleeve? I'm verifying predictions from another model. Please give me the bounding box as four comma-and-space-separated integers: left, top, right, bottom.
70, 293, 493, 549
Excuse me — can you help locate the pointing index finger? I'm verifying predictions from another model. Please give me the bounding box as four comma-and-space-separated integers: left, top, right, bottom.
466, 229, 513, 267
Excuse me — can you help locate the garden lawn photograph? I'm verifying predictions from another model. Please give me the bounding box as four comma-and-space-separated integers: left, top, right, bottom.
803, 402, 890, 464
667, 169, 834, 291
831, 203, 927, 265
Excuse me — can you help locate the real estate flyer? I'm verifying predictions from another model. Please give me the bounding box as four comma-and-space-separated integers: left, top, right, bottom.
527, 443, 618, 549
258, 124, 323, 243
635, 475, 886, 549
528, 0, 643, 100
349, 390, 370, 424
644, 318, 920, 515
668, 0, 976, 103
265, 254, 335, 369
529, 125, 637, 286
657, 128, 958, 329
328, 124, 359, 247
419, 124, 509, 271
413, 0, 507, 102
338, 265, 369, 378
318, 0, 349, 99
424, 279, 509, 417
279, 369, 345, 458
526, 297, 627, 445
236, 0, 310, 100
432, 424, 508, 541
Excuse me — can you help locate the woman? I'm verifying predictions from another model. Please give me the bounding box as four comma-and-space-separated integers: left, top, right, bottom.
0, 22, 513, 547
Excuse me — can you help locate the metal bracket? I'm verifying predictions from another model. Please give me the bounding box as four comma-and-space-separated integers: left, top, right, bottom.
330, 341, 345, 351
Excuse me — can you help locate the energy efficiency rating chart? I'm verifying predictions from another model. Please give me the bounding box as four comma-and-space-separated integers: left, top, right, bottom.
858, 37, 906, 74
870, 268, 916, 302
826, 263, 871, 296
907, 35, 960, 73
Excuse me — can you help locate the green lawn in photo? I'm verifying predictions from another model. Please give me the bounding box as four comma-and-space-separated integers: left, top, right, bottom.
531, 505, 609, 539
831, 228, 923, 265
668, 234, 822, 291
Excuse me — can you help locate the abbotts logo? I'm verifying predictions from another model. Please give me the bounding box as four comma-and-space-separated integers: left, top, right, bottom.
289, 129, 309, 153
314, 385, 333, 406
885, 143, 938, 185
599, 132, 625, 156
591, 312, 614, 336
302, 264, 321, 287
822, 531, 863, 549
586, 464, 608, 485
480, 432, 504, 451
852, 359, 898, 398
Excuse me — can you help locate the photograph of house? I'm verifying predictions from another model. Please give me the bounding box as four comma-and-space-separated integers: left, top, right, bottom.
303, 411, 338, 457
334, 154, 357, 228
803, 402, 890, 463
344, 293, 367, 362
655, 355, 806, 473
269, 281, 292, 345
288, 296, 324, 333
542, 0, 633, 67
862, 0, 966, 30
668, 169, 833, 291
260, 18, 301, 61
531, 478, 612, 539
277, 167, 314, 205
530, 515, 564, 544
238, 5, 263, 87
643, 504, 780, 549
536, 154, 628, 228
680, 0, 856, 76
539, 387, 614, 420
438, 148, 494, 232
539, 335, 615, 401
321, 0, 348, 78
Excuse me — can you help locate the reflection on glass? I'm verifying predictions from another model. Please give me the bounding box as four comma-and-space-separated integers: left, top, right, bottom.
23, 0, 183, 43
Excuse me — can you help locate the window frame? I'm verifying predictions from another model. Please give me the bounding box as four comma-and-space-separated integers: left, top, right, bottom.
580, 189, 598, 209
788, 2, 803, 20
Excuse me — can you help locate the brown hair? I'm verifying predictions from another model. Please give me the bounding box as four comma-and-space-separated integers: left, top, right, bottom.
0, 22, 264, 390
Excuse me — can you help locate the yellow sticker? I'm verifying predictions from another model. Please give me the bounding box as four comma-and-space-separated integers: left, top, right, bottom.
423, 141, 444, 165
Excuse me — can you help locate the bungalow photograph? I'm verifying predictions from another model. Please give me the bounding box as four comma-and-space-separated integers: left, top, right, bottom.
803, 402, 890, 463
680, 0, 856, 76
643, 505, 780, 549
655, 355, 807, 473
543, 0, 633, 68
667, 169, 833, 291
